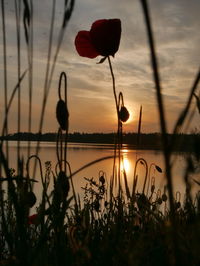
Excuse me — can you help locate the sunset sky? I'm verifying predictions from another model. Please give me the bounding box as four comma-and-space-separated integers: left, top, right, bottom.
0, 0, 199, 134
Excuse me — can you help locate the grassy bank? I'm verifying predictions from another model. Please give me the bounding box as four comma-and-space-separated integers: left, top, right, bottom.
0, 163, 200, 266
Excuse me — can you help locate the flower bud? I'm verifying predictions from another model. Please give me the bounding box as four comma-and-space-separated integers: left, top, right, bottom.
56, 99, 69, 130
119, 106, 130, 122
27, 191, 37, 208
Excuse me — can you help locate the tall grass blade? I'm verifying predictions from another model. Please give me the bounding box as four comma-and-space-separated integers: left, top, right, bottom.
136, 105, 142, 150
173, 68, 200, 135
1, 0, 8, 162
14, 0, 22, 172
33, 0, 74, 179
1, 70, 28, 141
69, 156, 115, 179
140, 0, 174, 217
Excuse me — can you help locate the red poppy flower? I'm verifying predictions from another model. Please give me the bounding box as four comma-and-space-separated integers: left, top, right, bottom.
75, 19, 121, 58
28, 214, 38, 225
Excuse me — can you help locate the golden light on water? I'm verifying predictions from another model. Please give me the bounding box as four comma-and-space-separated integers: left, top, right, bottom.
122, 148, 129, 153
121, 156, 131, 173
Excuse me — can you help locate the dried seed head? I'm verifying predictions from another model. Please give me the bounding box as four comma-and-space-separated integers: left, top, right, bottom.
155, 165, 162, 173
162, 194, 168, 202
119, 106, 130, 122
175, 201, 181, 209
56, 99, 69, 130
137, 193, 150, 210
57, 171, 70, 198
157, 198, 162, 205
104, 201, 108, 208
152, 205, 156, 212
151, 185, 155, 193
94, 199, 100, 212
99, 175, 105, 184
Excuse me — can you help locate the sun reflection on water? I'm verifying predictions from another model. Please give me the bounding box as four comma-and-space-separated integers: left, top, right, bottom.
121, 156, 131, 173
122, 157, 131, 173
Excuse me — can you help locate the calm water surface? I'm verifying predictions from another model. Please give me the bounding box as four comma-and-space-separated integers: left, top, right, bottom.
4, 141, 199, 207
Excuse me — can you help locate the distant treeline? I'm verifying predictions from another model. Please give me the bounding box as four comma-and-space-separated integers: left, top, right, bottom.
1, 132, 200, 152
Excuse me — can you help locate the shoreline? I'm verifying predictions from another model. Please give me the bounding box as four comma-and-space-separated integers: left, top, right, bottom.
1, 136, 197, 152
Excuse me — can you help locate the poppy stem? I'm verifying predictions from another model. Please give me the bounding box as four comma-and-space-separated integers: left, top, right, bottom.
107, 56, 118, 117
108, 56, 122, 198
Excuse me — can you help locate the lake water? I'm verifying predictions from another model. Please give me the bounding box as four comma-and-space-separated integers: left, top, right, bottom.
2, 141, 199, 207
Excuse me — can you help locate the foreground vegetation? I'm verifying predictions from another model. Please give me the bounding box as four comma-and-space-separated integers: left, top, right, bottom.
0, 160, 200, 266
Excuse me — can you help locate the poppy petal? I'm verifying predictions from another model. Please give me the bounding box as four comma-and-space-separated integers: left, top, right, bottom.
90, 19, 121, 57
28, 214, 38, 225
75, 30, 99, 58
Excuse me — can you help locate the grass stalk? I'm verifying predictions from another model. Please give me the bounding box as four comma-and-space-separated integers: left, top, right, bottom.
132, 105, 143, 198
69, 156, 115, 179
140, 0, 174, 212
14, 0, 22, 173
33, 0, 74, 179
140, 0, 181, 264
27, 0, 34, 159
1, 70, 28, 141
1, 0, 9, 162
173, 68, 200, 135
32, 0, 56, 179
